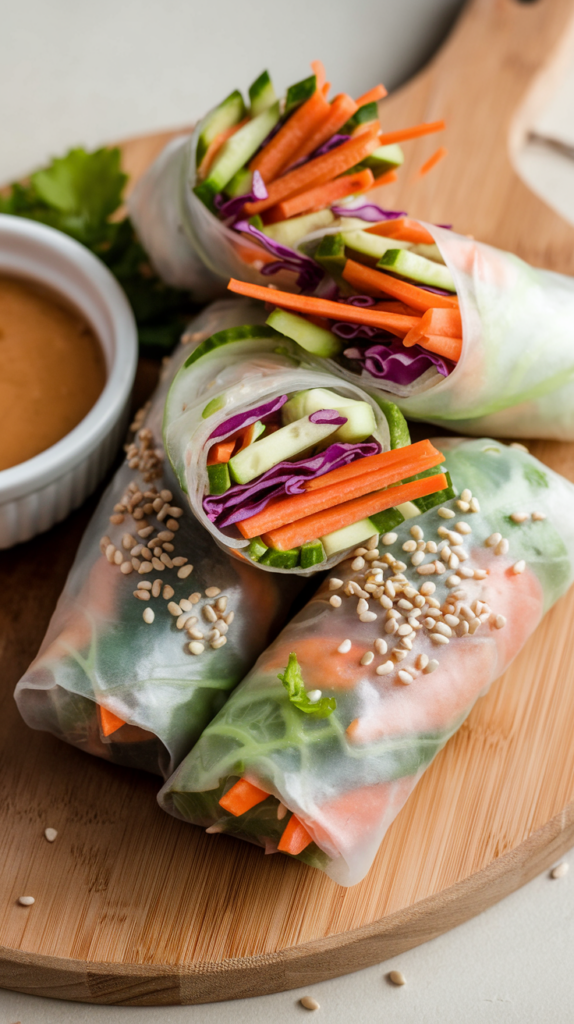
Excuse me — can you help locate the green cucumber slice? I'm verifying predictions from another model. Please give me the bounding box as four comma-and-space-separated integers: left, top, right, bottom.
342, 230, 410, 261
202, 396, 225, 419
196, 89, 246, 168
194, 102, 280, 210
183, 325, 281, 370
321, 518, 378, 556
247, 537, 269, 562
395, 501, 421, 519
377, 249, 456, 291
285, 75, 316, 115
340, 101, 378, 134
224, 167, 252, 198
372, 399, 411, 449
260, 547, 300, 568
266, 309, 342, 359
228, 414, 341, 485
412, 471, 455, 512
368, 507, 405, 533
300, 539, 325, 569
262, 208, 334, 247
207, 463, 231, 495
249, 70, 277, 117
315, 232, 346, 274
349, 143, 404, 177
282, 388, 376, 444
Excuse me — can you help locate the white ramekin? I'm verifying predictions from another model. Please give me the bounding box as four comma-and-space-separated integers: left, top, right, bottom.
0, 214, 138, 549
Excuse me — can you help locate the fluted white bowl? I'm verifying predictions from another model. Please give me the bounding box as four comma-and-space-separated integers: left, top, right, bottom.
0, 215, 138, 549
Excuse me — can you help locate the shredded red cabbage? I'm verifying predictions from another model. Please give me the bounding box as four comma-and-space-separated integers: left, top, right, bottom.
208, 395, 288, 441
330, 203, 406, 222
341, 294, 377, 308
233, 220, 324, 292
308, 409, 347, 425
332, 322, 392, 341
415, 282, 456, 296
203, 440, 381, 527
214, 171, 268, 219
343, 342, 452, 385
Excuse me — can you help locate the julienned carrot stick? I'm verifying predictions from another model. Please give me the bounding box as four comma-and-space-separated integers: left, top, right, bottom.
207, 439, 235, 465
364, 169, 397, 190
366, 218, 435, 245
417, 146, 448, 178
310, 60, 326, 91
278, 815, 313, 855
250, 88, 329, 182
355, 84, 387, 105
198, 119, 249, 179
227, 278, 420, 337
419, 334, 462, 361
237, 449, 443, 539
342, 259, 459, 312
377, 119, 445, 147
269, 169, 374, 221
373, 299, 419, 316
286, 93, 359, 168
244, 126, 381, 215
219, 779, 269, 816
305, 439, 443, 491
261, 473, 448, 551
99, 706, 125, 737
403, 308, 461, 346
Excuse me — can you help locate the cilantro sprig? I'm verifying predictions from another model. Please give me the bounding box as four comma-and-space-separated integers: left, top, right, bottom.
0, 146, 196, 353
278, 652, 336, 718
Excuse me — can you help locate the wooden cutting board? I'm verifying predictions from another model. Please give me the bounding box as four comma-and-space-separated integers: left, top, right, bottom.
2, 0, 574, 1006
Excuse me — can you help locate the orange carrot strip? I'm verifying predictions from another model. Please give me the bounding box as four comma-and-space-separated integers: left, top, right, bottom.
373, 299, 420, 316
250, 89, 329, 182
198, 118, 249, 180
419, 334, 462, 361
377, 119, 445, 147
403, 308, 461, 346
305, 439, 443, 492
207, 439, 235, 466
238, 449, 443, 539
99, 706, 125, 737
363, 168, 398, 190
366, 218, 435, 245
227, 278, 420, 337
322, 82, 331, 98
352, 120, 381, 138
244, 126, 381, 215
310, 60, 326, 91
219, 779, 269, 816
268, 169, 374, 221
342, 259, 459, 312
278, 815, 313, 855
261, 473, 448, 551
417, 146, 448, 178
355, 84, 387, 105
286, 93, 359, 167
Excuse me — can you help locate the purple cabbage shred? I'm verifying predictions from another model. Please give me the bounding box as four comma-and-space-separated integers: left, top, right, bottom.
308, 409, 347, 425
214, 171, 268, 219
208, 395, 288, 441
330, 203, 407, 222
332, 322, 393, 341
203, 440, 381, 528
343, 341, 453, 386
233, 220, 324, 292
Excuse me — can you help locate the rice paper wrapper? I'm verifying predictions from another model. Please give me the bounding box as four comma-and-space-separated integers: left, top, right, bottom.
14, 300, 305, 779
159, 438, 574, 884
164, 308, 396, 575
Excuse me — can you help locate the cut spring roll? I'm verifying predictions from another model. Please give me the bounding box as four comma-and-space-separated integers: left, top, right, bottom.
14, 301, 305, 778
159, 438, 574, 884
163, 302, 455, 573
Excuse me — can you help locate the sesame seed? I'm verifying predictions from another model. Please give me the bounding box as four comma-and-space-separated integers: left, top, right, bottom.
178, 565, 193, 579
416, 653, 429, 670
393, 560, 407, 571
167, 601, 182, 616
172, 556, 188, 567
532, 511, 546, 521
162, 584, 174, 600
137, 525, 154, 538
105, 543, 116, 564
427, 597, 441, 609
120, 562, 133, 575
444, 614, 459, 627
402, 539, 417, 552
398, 598, 413, 610
400, 636, 413, 650
353, 547, 368, 557
211, 635, 227, 649
510, 512, 528, 523
361, 651, 374, 666
138, 581, 152, 590
167, 519, 180, 531
351, 556, 365, 571
131, 557, 141, 570
300, 996, 320, 1011
338, 639, 352, 654
160, 489, 173, 502
434, 561, 446, 575
364, 549, 380, 561
460, 488, 472, 502
512, 560, 526, 574
385, 619, 398, 634
440, 546, 451, 563
431, 633, 449, 645
456, 500, 470, 512
474, 569, 487, 580
457, 621, 469, 636
205, 587, 221, 598
366, 534, 379, 550
160, 552, 173, 568
138, 561, 153, 574
469, 497, 480, 512
551, 862, 569, 879
411, 550, 425, 566
188, 642, 205, 655
423, 616, 436, 628
469, 617, 481, 634
133, 590, 150, 601
140, 547, 152, 560
495, 538, 509, 556
307, 689, 322, 703
456, 522, 472, 535
380, 595, 392, 609
425, 540, 438, 553
143, 608, 155, 624
389, 970, 406, 986
398, 670, 413, 685
446, 574, 461, 588
376, 660, 394, 675
224, 611, 234, 625
493, 614, 507, 629
434, 622, 452, 637
18, 896, 35, 906
424, 659, 439, 674
510, 442, 529, 452
150, 557, 162, 571
189, 592, 201, 604
329, 578, 343, 591
419, 581, 436, 596
360, 611, 377, 622
357, 598, 369, 614
188, 628, 204, 640
397, 623, 412, 636
374, 638, 387, 655
385, 581, 396, 597
437, 507, 455, 519
133, 508, 146, 521
157, 530, 174, 542
417, 564, 436, 576
202, 605, 217, 623
382, 532, 398, 545
109, 513, 124, 525
330, 595, 342, 608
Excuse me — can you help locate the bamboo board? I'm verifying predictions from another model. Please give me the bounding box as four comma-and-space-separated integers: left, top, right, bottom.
2, 0, 574, 1006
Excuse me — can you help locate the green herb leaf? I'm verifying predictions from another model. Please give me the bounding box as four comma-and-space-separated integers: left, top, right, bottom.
278, 652, 336, 718
523, 465, 549, 490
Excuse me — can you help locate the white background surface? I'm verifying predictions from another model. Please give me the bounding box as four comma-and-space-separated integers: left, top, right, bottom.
2, 1, 574, 1021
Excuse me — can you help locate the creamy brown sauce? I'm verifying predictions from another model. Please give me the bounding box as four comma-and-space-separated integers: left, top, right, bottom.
0, 276, 106, 471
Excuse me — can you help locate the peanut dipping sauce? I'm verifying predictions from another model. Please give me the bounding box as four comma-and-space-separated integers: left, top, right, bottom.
0, 276, 106, 471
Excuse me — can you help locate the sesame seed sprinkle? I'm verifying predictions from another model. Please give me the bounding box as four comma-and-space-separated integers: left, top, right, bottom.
338, 639, 352, 654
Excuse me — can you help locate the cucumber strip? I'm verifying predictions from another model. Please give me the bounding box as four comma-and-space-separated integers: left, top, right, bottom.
266, 309, 342, 359
321, 518, 379, 556
224, 167, 253, 198
249, 70, 277, 117
207, 463, 231, 495
377, 249, 456, 291
340, 101, 378, 135
260, 547, 300, 568
247, 537, 268, 562
300, 539, 325, 569
347, 143, 404, 177
194, 102, 281, 209
196, 89, 246, 168
368, 507, 405, 533
342, 230, 411, 261
315, 233, 346, 274
285, 75, 316, 116
263, 208, 334, 248
371, 399, 411, 449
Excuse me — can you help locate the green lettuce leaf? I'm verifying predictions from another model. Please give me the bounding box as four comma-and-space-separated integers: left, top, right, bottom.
278, 652, 336, 718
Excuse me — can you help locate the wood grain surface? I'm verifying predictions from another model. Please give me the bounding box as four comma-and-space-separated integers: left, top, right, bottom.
2, 0, 574, 1006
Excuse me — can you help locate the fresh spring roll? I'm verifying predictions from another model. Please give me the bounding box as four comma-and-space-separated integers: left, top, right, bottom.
159, 438, 574, 884
229, 216, 574, 441
14, 300, 305, 778
128, 64, 404, 298
163, 308, 459, 574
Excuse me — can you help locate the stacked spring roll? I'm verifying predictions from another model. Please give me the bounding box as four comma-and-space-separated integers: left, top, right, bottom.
14, 301, 306, 778
159, 438, 574, 884
164, 311, 456, 573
